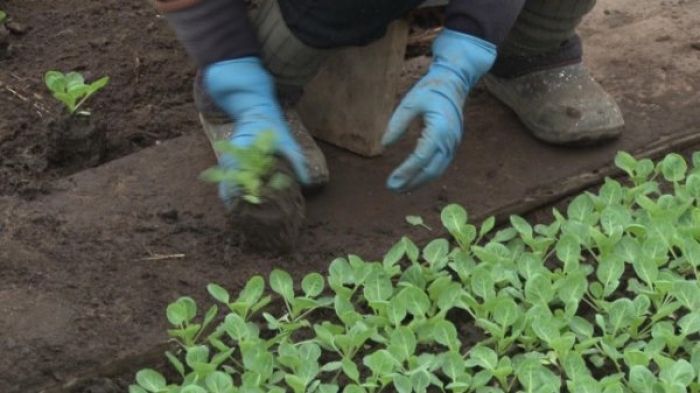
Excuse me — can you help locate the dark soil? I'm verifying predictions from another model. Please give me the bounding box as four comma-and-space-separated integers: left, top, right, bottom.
229, 159, 306, 253
46, 114, 106, 168
0, 0, 197, 196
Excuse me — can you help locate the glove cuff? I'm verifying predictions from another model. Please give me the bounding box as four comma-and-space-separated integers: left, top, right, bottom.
432, 28, 497, 87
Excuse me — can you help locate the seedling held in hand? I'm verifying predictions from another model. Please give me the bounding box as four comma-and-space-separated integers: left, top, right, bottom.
200, 130, 291, 204
44, 70, 110, 116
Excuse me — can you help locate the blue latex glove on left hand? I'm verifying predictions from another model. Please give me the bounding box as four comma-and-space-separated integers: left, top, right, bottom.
382, 29, 496, 193
203, 57, 310, 207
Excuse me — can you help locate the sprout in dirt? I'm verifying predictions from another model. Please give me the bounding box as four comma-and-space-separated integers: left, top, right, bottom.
44, 70, 110, 116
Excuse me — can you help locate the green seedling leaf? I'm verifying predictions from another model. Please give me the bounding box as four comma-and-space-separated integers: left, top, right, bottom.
363, 349, 397, 376
660, 360, 695, 386
205, 372, 234, 393
186, 345, 210, 367
679, 312, 700, 336
389, 326, 417, 363
302, 272, 324, 298
615, 151, 638, 177
471, 265, 495, 301
423, 238, 450, 268
491, 295, 520, 328
0, 11, 7, 23
135, 369, 167, 393
167, 297, 197, 325
207, 283, 230, 304
660, 153, 688, 182
525, 273, 554, 305
511, 215, 533, 239
629, 365, 656, 393
181, 386, 207, 393
410, 369, 433, 393
442, 203, 468, 233
555, 234, 581, 271
406, 215, 431, 230
364, 267, 393, 303
480, 216, 496, 238
398, 285, 430, 317
433, 319, 460, 351
393, 374, 413, 393
223, 313, 248, 341
670, 281, 700, 311
270, 269, 295, 303
466, 346, 498, 371
342, 357, 360, 382
624, 350, 651, 368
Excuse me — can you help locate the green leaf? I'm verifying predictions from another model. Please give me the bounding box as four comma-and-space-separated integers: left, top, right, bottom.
135, 369, 167, 393
389, 326, 416, 362
442, 203, 468, 234
398, 286, 431, 317
181, 387, 207, 393
624, 350, 650, 368
563, 352, 591, 381
466, 346, 498, 371
270, 269, 295, 303
558, 272, 588, 306
165, 351, 185, 377
615, 151, 638, 177
660, 153, 687, 182
423, 238, 450, 267
660, 360, 695, 386
129, 386, 148, 393
341, 357, 360, 382
186, 345, 210, 367
670, 281, 700, 311
433, 320, 460, 351
207, 283, 230, 304
384, 239, 406, 269
302, 272, 324, 297
224, 313, 248, 340
393, 374, 413, 393
608, 298, 636, 335
525, 273, 554, 305
410, 369, 432, 393
532, 317, 560, 344
363, 267, 393, 303
205, 372, 234, 393
629, 365, 656, 393
442, 351, 467, 380
480, 216, 496, 238
510, 215, 533, 238
567, 194, 595, 223
406, 215, 430, 230
556, 234, 581, 270
680, 312, 700, 336
471, 265, 495, 301
363, 349, 397, 375
491, 296, 520, 328
596, 255, 624, 297
632, 256, 658, 287
167, 297, 197, 325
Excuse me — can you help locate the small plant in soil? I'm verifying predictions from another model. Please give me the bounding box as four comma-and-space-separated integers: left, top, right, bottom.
43, 70, 110, 167
132, 151, 700, 393
200, 131, 292, 205
44, 70, 109, 117
0, 9, 9, 59
200, 131, 305, 252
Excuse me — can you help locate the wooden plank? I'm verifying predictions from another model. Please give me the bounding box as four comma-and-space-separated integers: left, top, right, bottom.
296, 19, 409, 157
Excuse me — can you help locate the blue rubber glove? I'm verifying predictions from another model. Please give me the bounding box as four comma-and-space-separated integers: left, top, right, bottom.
203, 57, 310, 206
382, 29, 496, 193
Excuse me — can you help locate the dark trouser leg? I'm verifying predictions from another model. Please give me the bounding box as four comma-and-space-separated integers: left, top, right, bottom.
484, 0, 624, 145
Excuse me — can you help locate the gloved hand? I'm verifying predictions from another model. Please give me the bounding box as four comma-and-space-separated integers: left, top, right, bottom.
203, 57, 310, 206
381, 29, 497, 193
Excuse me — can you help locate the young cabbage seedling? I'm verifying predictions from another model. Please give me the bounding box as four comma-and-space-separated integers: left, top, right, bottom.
0, 10, 7, 23
44, 70, 110, 116
200, 130, 292, 204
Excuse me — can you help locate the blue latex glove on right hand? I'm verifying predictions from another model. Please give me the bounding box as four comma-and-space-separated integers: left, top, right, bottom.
382, 29, 496, 193
203, 57, 310, 207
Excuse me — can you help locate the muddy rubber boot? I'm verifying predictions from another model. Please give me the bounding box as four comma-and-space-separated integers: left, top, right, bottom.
483, 62, 624, 145
484, 0, 624, 146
